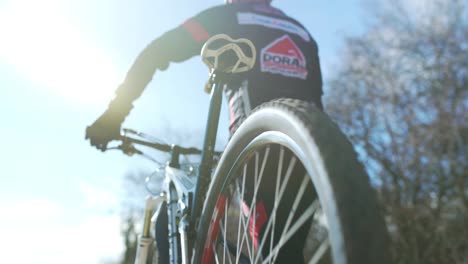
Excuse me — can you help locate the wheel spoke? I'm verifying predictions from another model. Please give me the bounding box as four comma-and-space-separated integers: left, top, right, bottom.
269, 147, 290, 259
262, 200, 320, 264
271, 174, 311, 263
222, 200, 233, 264
269, 146, 285, 260
254, 150, 297, 263
219, 217, 234, 264
251, 152, 259, 258
236, 167, 247, 262
233, 147, 271, 263
214, 243, 221, 264
308, 237, 330, 264
235, 164, 253, 262
240, 210, 254, 261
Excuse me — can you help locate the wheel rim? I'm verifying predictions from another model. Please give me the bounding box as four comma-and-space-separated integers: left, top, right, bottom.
202, 137, 333, 264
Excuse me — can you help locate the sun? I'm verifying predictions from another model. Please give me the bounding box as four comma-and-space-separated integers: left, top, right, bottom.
0, 0, 119, 106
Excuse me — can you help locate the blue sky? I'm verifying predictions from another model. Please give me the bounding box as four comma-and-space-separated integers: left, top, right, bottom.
0, 0, 365, 263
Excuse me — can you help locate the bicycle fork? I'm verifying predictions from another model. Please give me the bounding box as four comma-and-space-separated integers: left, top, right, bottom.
134, 195, 166, 264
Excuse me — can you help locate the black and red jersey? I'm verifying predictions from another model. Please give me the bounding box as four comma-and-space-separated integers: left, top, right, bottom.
116, 3, 323, 133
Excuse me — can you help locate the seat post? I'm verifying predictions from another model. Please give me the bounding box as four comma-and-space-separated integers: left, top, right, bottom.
190, 70, 225, 237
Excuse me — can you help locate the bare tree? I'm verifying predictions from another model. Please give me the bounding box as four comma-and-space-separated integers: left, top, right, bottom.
325, 0, 467, 263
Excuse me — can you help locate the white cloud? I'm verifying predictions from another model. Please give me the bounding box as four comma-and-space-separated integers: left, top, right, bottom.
0, 198, 62, 220
79, 182, 119, 210
0, 198, 124, 264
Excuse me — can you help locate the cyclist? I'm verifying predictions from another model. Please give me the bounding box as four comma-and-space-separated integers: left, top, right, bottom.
86, 0, 323, 262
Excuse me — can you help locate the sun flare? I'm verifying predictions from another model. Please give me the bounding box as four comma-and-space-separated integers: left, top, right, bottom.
0, 0, 119, 106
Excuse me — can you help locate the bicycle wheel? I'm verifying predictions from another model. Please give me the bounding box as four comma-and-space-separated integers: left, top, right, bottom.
192, 99, 389, 264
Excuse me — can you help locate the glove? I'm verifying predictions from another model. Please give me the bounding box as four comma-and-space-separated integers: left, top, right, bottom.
86, 82, 137, 150
85, 110, 123, 151
85, 97, 133, 151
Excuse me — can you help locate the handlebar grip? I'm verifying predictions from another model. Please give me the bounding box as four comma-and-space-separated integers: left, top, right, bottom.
118, 143, 143, 156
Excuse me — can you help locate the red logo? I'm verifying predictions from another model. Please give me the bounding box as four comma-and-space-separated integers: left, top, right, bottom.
261, 35, 308, 80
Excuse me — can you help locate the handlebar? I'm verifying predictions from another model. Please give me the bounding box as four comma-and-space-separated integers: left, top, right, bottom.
110, 128, 223, 161
118, 134, 202, 155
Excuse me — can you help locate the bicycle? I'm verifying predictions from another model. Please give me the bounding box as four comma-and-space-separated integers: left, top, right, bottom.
103, 34, 389, 264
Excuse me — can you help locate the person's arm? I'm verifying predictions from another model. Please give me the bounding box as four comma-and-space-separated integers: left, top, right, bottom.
112, 5, 225, 111
111, 22, 210, 111
86, 6, 225, 150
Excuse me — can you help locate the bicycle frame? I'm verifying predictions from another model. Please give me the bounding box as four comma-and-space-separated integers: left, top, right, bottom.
131, 33, 256, 263
133, 71, 226, 264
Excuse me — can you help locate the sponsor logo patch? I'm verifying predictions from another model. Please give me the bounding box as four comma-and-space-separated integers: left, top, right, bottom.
237, 12, 310, 42
261, 35, 308, 80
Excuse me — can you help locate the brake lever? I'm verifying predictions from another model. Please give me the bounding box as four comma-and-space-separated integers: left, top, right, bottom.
118, 141, 143, 156
122, 128, 139, 136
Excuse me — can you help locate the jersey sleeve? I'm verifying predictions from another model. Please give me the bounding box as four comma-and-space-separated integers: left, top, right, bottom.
114, 5, 226, 106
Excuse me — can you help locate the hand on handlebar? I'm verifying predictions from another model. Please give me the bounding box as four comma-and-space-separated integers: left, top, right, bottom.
85, 110, 123, 151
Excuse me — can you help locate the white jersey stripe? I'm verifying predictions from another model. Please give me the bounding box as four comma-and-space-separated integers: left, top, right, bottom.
237, 12, 310, 42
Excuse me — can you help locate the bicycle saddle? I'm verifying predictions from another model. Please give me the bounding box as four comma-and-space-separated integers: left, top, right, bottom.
201, 34, 256, 74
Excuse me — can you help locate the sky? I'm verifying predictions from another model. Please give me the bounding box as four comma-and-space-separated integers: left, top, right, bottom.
0, 0, 365, 263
